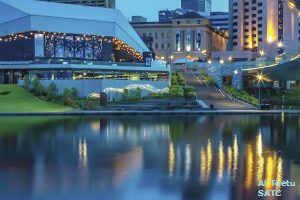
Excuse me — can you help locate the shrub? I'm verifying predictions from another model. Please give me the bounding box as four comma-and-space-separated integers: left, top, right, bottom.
135, 87, 142, 100
100, 92, 108, 106
168, 85, 184, 98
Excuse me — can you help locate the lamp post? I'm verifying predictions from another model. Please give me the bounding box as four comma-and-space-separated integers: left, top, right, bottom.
81, 72, 87, 110
257, 74, 263, 109
277, 40, 284, 54
233, 69, 238, 89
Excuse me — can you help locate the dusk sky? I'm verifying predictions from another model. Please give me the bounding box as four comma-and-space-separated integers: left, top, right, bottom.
117, 0, 229, 21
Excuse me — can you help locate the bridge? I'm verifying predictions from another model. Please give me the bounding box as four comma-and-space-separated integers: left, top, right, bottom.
242, 48, 300, 81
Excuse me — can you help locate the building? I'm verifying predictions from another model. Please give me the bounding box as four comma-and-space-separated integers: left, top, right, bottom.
207, 12, 229, 31
39, 0, 115, 8
181, 0, 211, 16
132, 12, 228, 62
228, 0, 300, 57
132, 16, 147, 23
0, 0, 170, 98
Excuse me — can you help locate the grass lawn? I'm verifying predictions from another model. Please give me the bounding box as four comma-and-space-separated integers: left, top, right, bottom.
0, 84, 71, 112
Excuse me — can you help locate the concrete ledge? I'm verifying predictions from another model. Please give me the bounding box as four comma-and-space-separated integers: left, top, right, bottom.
0, 110, 300, 116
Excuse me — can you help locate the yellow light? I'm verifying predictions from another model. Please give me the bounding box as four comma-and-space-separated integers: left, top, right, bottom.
257, 73, 263, 82
228, 56, 232, 62
218, 140, 224, 182
208, 60, 212, 64
288, 1, 295, 9
267, 35, 273, 43
277, 41, 284, 48
169, 142, 175, 177
259, 50, 265, 57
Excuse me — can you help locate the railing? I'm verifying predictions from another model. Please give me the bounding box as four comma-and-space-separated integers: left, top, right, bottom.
242, 47, 300, 70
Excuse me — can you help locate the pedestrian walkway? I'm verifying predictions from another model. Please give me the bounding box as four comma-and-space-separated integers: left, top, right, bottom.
183, 72, 256, 110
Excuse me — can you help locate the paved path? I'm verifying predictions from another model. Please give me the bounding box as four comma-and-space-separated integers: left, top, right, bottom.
183, 73, 256, 110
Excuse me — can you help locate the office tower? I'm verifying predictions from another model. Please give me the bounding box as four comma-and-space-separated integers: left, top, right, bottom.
208, 12, 229, 31
228, 0, 300, 56
181, 0, 212, 16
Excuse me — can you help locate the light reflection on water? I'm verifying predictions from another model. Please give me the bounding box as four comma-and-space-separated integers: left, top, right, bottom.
0, 115, 299, 200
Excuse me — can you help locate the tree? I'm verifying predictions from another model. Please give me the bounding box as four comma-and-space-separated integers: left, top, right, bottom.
23, 75, 31, 90
122, 88, 129, 100
70, 87, 78, 99
46, 83, 57, 102
32, 77, 44, 97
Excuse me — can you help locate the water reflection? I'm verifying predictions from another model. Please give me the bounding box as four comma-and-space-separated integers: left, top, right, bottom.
0, 115, 299, 200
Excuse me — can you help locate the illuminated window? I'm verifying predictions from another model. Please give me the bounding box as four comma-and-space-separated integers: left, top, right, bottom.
176, 31, 181, 51
186, 30, 191, 52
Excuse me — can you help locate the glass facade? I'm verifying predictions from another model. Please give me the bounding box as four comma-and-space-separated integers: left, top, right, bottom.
186, 30, 191, 52
195, 30, 202, 50
0, 32, 143, 62
44, 33, 107, 60
176, 31, 181, 51
26, 70, 169, 82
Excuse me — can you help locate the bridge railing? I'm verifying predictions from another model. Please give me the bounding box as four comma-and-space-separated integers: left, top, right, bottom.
242, 47, 300, 70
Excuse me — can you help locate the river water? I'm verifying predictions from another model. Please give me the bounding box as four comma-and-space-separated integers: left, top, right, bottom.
0, 114, 299, 200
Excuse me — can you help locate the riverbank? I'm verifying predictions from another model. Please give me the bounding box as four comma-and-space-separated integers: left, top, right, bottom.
1, 109, 300, 115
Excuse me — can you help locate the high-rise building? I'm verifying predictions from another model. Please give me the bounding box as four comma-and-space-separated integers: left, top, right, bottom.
207, 12, 229, 31
181, 0, 211, 16
228, 0, 300, 56
39, 0, 115, 8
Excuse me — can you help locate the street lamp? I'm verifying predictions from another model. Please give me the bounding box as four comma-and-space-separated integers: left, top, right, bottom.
207, 59, 212, 64
277, 40, 284, 54
220, 58, 224, 65
233, 69, 238, 89
228, 56, 233, 62
81, 72, 87, 110
257, 73, 263, 109
259, 50, 265, 57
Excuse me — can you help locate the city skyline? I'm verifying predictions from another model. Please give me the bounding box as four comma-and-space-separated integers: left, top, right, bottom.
117, 0, 229, 21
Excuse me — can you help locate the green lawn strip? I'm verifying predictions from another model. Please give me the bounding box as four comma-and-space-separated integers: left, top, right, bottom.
0, 85, 71, 112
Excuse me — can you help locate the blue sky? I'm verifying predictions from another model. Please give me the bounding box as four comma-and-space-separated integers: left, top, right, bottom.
116, 0, 229, 21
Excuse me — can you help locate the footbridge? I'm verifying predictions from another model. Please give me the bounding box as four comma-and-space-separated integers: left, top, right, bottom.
242, 49, 300, 81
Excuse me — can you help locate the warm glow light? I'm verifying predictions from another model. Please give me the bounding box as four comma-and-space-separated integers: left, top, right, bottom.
227, 146, 232, 175
206, 139, 213, 182
220, 59, 224, 64
200, 147, 207, 184
257, 73, 263, 82
234, 69, 238, 75
233, 135, 239, 179
228, 56, 232, 62
288, 1, 295, 9
208, 60, 212, 64
169, 142, 175, 177
218, 140, 224, 182
245, 144, 254, 189
267, 35, 274, 43
259, 50, 265, 57
277, 41, 284, 48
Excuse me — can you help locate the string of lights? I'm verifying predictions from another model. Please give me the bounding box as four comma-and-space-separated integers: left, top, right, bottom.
0, 31, 143, 61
